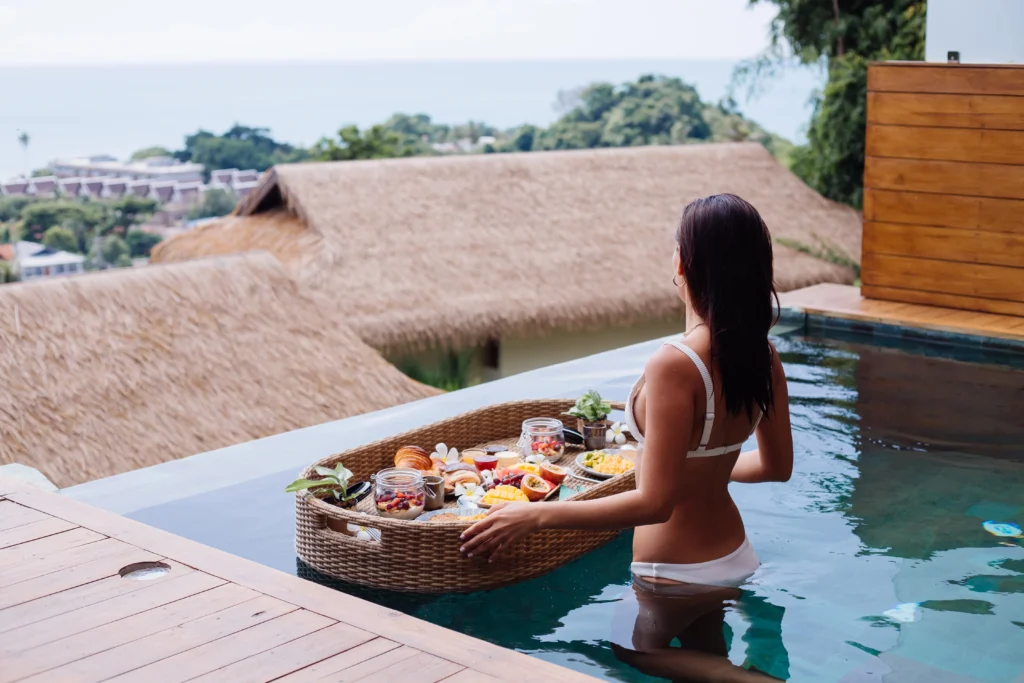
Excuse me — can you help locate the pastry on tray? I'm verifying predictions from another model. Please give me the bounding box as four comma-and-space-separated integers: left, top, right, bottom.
394, 445, 432, 471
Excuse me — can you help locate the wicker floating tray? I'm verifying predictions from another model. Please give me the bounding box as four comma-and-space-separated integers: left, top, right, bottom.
294, 399, 636, 593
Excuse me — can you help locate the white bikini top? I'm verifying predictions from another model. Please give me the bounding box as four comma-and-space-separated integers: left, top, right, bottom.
625, 340, 762, 458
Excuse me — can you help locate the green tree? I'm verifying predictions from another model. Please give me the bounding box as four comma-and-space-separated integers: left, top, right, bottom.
738, 0, 926, 206
91, 234, 131, 268
130, 146, 172, 160
125, 229, 163, 258
0, 196, 37, 223
186, 188, 238, 220
18, 202, 89, 242
174, 125, 307, 178
42, 225, 79, 253
311, 125, 417, 161
17, 131, 29, 175
111, 196, 158, 231
0, 261, 17, 284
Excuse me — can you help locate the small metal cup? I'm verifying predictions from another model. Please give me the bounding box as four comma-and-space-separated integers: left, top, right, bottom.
423, 475, 445, 511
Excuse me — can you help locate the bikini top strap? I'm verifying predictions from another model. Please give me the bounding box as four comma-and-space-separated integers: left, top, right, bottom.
663, 341, 714, 451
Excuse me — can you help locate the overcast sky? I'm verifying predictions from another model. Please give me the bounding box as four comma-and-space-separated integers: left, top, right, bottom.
0, 0, 779, 64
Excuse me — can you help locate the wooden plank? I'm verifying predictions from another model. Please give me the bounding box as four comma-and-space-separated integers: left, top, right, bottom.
352, 651, 465, 682
0, 517, 75, 550
0, 583, 259, 682
867, 92, 1024, 131
862, 252, 1024, 304
782, 283, 1024, 337
188, 622, 376, 683
863, 189, 1024, 234
0, 560, 194, 635
0, 537, 135, 587
104, 609, 334, 683
273, 639, 403, 683
0, 527, 105, 569
862, 284, 1024, 318
442, 671, 504, 683
5, 490, 597, 683
863, 221, 1024, 268
1, 570, 225, 654
296, 645, 420, 682
0, 546, 164, 611
0, 500, 48, 531
37, 595, 301, 683
863, 157, 1024, 200
866, 124, 1024, 165
868, 63, 1024, 96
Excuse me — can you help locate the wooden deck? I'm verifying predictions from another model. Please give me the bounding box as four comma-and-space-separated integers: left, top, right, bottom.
780, 283, 1024, 343
0, 475, 598, 683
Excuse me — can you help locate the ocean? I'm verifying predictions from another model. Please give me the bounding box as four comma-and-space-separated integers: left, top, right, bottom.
0, 60, 822, 179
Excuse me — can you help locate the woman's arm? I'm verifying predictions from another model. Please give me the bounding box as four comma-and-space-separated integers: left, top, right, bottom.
731, 342, 793, 483
460, 345, 697, 560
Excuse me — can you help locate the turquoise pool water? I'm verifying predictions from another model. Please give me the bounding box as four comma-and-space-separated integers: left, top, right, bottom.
301, 333, 1024, 682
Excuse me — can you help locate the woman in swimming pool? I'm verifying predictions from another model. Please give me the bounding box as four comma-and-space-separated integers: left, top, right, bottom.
461, 193, 794, 588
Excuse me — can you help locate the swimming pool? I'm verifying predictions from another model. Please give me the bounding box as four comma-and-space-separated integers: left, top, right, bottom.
68, 329, 1024, 682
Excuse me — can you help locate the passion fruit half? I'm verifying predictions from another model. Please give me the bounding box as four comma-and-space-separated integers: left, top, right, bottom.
520, 474, 551, 502
539, 462, 567, 484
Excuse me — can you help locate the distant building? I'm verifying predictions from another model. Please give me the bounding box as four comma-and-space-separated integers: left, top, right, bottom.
128, 180, 152, 198
51, 155, 204, 183
102, 178, 129, 199
58, 178, 83, 197
1, 179, 30, 196
174, 181, 203, 206
234, 180, 259, 199
13, 241, 85, 280
29, 176, 58, 196
211, 169, 237, 186
81, 179, 105, 198
232, 169, 259, 185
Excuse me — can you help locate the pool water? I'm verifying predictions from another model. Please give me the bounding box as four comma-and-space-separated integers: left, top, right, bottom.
299, 333, 1024, 682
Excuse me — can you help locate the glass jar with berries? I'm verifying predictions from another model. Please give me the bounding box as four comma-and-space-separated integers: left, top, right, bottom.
373, 468, 426, 520
518, 417, 565, 463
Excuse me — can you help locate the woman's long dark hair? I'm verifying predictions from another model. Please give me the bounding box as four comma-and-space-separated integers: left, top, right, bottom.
677, 194, 779, 419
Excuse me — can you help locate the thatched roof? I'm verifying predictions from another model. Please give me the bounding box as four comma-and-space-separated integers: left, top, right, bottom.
0, 254, 437, 487
153, 143, 862, 354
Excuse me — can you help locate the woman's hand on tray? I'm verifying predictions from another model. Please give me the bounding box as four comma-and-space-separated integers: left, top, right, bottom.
460, 502, 539, 562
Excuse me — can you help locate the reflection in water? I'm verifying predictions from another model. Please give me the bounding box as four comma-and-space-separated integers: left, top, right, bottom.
294, 332, 1024, 682
610, 579, 789, 681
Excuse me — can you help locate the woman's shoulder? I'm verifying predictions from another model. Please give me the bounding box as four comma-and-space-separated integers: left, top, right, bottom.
644, 341, 705, 391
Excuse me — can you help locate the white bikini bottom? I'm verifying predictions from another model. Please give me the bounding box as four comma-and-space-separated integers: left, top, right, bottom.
630, 537, 760, 589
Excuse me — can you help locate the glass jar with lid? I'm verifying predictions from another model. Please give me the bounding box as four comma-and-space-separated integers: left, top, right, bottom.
518, 417, 565, 462
373, 468, 426, 520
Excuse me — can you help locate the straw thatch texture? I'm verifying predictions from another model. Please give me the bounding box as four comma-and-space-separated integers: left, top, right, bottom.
0, 254, 438, 487
154, 143, 862, 354
152, 209, 321, 267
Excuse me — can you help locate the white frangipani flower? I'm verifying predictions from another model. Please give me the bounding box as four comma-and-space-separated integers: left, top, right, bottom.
455, 482, 485, 501
606, 421, 630, 446
524, 453, 548, 465
431, 443, 460, 466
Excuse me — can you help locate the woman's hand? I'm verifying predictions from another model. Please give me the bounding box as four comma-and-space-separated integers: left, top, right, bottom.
460, 502, 540, 562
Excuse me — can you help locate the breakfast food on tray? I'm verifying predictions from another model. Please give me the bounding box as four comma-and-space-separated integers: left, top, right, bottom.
486, 468, 526, 490
428, 512, 487, 523
583, 450, 635, 475
462, 449, 485, 465
472, 451, 499, 471
496, 451, 521, 468
375, 490, 425, 520
521, 474, 551, 502
539, 462, 567, 484
394, 446, 432, 471
480, 484, 529, 506
444, 468, 482, 495
512, 462, 541, 476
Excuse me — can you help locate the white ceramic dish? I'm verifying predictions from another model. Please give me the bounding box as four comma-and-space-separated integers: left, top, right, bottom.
575, 448, 635, 480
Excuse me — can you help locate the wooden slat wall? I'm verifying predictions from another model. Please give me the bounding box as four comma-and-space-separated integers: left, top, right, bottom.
862, 62, 1024, 316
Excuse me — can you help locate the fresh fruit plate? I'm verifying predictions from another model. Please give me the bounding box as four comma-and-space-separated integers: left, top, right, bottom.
576, 448, 637, 479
